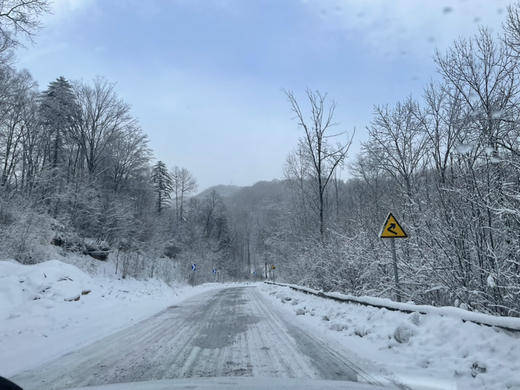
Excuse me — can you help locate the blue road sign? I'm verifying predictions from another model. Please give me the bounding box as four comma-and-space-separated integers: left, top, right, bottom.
192, 263, 197, 271
212, 268, 217, 274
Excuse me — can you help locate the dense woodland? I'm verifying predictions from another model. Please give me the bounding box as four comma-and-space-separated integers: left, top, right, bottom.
2, 1, 520, 316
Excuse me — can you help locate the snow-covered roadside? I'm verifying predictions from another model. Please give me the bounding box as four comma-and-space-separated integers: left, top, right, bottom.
0, 259, 223, 377
259, 283, 520, 390
267, 282, 520, 331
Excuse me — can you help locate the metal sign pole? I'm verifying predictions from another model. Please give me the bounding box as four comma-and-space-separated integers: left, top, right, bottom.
391, 239, 401, 302
380, 212, 407, 302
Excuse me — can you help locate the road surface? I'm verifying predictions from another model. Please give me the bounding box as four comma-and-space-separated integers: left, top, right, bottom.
12, 286, 394, 389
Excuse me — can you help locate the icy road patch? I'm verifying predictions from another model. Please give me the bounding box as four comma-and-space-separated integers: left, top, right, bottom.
11, 285, 396, 390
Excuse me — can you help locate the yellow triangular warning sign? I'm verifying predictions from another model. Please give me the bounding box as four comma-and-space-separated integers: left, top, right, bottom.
380, 213, 407, 238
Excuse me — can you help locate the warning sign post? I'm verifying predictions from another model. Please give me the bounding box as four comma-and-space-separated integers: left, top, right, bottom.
379, 213, 408, 302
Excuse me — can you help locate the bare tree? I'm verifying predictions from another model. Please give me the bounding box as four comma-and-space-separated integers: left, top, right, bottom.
72, 78, 137, 178
285, 89, 353, 241
0, 0, 50, 53
0, 67, 34, 188
505, 2, 520, 56
435, 28, 518, 155
363, 98, 429, 201
108, 123, 150, 192
418, 83, 464, 185
171, 166, 197, 223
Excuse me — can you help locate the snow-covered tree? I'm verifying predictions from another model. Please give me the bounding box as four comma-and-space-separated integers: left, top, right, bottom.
285, 89, 354, 241
151, 160, 173, 214
171, 166, 197, 223
39, 76, 79, 170
0, 0, 50, 55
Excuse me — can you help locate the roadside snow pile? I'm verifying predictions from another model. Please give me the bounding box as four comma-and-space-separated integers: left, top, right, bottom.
0, 259, 217, 377
1, 260, 93, 309
272, 282, 520, 330
261, 284, 520, 390
325, 291, 520, 331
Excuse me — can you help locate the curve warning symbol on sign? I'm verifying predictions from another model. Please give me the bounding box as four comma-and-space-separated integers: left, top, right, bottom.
380, 213, 408, 238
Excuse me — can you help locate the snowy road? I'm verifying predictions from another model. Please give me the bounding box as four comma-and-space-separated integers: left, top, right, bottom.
11, 286, 391, 390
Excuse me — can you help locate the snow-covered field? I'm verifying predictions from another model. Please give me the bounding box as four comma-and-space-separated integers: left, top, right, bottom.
0, 259, 222, 377
259, 283, 520, 390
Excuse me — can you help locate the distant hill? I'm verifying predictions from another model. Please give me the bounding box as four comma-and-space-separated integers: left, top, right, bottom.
195, 184, 243, 199
196, 180, 290, 214
226, 180, 288, 212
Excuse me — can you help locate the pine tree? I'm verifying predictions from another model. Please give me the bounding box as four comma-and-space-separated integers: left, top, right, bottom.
151, 161, 173, 213
39, 76, 79, 169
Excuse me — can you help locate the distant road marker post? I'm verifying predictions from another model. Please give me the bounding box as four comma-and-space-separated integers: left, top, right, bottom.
380, 213, 407, 302
190, 263, 197, 286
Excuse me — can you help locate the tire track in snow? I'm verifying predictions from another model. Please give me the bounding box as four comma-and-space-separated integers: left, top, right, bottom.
12, 286, 397, 390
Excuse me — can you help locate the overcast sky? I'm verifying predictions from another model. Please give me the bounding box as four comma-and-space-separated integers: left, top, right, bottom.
17, 0, 511, 191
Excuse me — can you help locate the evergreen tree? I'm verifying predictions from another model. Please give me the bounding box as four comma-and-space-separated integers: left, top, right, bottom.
39, 76, 79, 169
151, 161, 173, 213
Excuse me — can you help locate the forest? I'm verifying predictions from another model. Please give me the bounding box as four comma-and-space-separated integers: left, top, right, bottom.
1, 0, 520, 318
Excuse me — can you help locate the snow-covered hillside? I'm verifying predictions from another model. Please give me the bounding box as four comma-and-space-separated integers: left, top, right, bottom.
0, 259, 220, 377
260, 283, 520, 390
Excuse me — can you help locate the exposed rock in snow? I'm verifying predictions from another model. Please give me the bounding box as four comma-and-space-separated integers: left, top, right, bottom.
471, 361, 487, 378
64, 295, 80, 302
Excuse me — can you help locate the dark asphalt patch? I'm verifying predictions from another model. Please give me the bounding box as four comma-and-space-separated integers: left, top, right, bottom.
192, 288, 260, 349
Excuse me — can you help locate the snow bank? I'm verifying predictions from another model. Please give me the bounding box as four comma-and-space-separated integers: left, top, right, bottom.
261, 283, 520, 390
0, 259, 220, 377
267, 282, 520, 331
